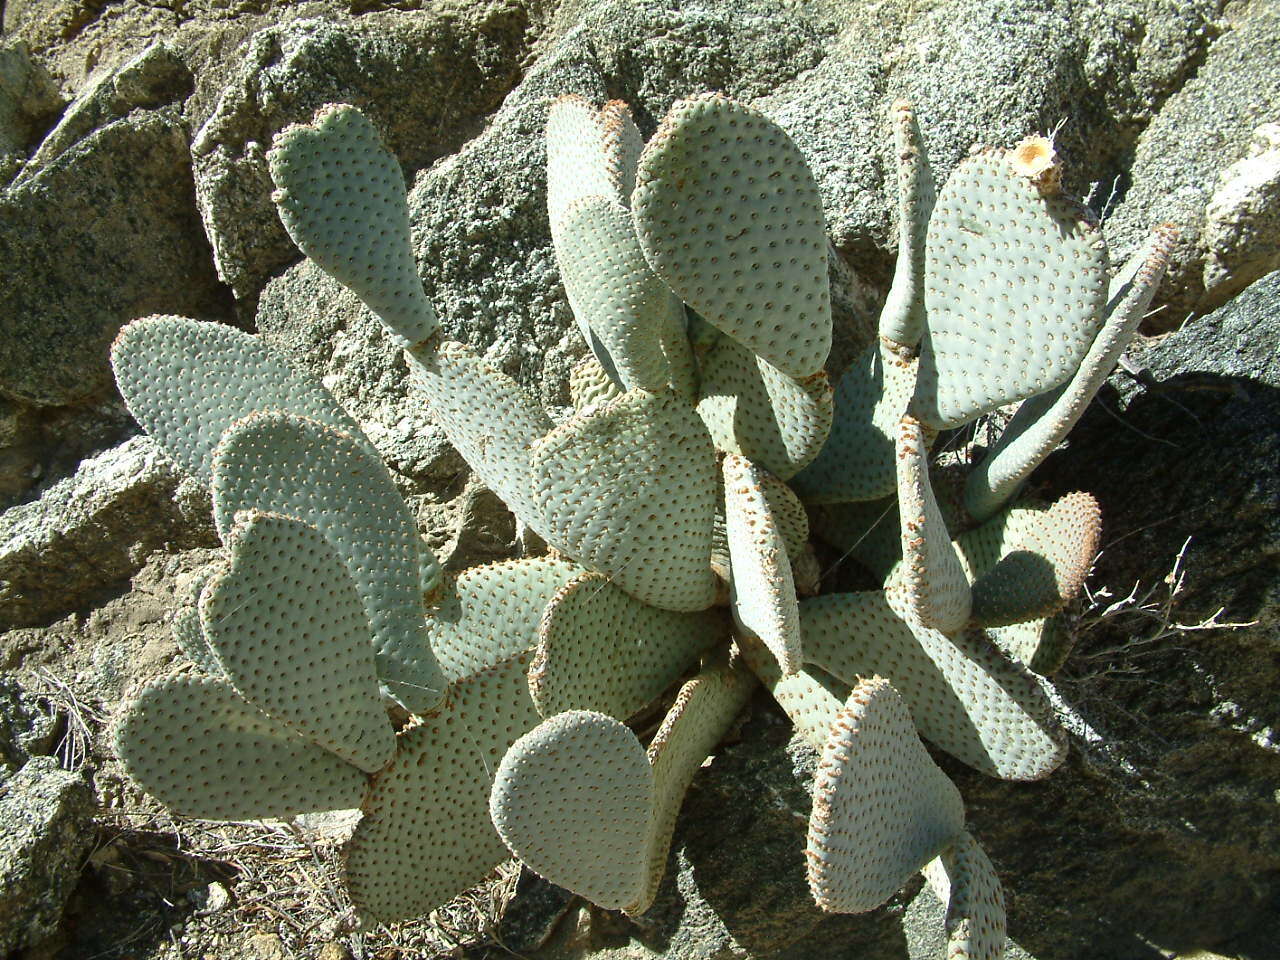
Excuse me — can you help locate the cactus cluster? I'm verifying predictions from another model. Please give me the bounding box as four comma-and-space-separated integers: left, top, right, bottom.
109, 92, 1174, 958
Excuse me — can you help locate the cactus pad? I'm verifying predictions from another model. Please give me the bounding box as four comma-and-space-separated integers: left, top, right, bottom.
556, 194, 682, 393
957, 493, 1101, 628
200, 511, 394, 773
531, 570, 726, 720
879, 101, 935, 350
428, 556, 586, 682
807, 677, 965, 913
696, 334, 833, 479
964, 224, 1176, 521
791, 342, 917, 503
546, 96, 638, 226
114, 673, 367, 820
892, 416, 971, 635
490, 709, 653, 911
111, 316, 366, 485
912, 146, 1108, 429
211, 412, 444, 713
569, 354, 625, 411
738, 633, 847, 751
923, 832, 1007, 960
632, 93, 831, 378
269, 104, 437, 348
801, 591, 1066, 780
531, 388, 718, 611
172, 565, 223, 676
723, 455, 802, 675
406, 340, 553, 534
345, 652, 540, 922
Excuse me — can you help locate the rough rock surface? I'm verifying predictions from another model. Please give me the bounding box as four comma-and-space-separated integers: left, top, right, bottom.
0, 101, 224, 406
0, 435, 216, 630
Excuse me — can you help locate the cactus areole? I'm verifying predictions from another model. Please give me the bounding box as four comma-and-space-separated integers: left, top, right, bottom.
109, 93, 1173, 958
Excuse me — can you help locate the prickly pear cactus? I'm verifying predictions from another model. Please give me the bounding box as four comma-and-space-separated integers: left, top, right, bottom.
107, 88, 1172, 960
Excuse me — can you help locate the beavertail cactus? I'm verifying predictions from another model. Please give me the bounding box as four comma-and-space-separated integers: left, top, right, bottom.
105, 87, 1172, 960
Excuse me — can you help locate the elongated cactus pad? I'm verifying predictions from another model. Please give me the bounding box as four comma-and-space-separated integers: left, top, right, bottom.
111, 316, 366, 485
922, 831, 1007, 960
406, 340, 553, 536
531, 388, 718, 611
345, 651, 540, 922
712, 467, 811, 570
210, 412, 444, 713
637, 649, 756, 912
530, 571, 726, 720
114, 673, 367, 820
791, 341, 917, 503
696, 333, 833, 480
269, 104, 437, 348
892, 416, 971, 634
879, 101, 935, 350
546, 96, 639, 226
428, 556, 586, 682
956, 493, 1101, 628
490, 709, 654, 911
172, 565, 223, 676
912, 144, 1108, 429
632, 93, 831, 378
723, 455, 802, 675
801, 591, 1066, 780
807, 677, 965, 913
200, 511, 394, 773
556, 194, 683, 393
964, 224, 1176, 521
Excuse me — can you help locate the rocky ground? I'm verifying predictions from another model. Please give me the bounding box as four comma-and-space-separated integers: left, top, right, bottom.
0, 0, 1277, 958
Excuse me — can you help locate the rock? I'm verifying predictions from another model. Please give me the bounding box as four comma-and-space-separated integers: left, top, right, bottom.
1106, 0, 1280, 323
12, 41, 192, 187
0, 105, 226, 406
0, 756, 95, 956
0, 674, 56, 774
190, 9, 532, 301
0, 40, 63, 176
0, 435, 216, 630
1202, 123, 1280, 306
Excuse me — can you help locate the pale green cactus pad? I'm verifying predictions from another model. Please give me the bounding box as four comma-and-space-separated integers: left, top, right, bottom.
268, 103, 438, 348
632, 93, 831, 378
529, 570, 726, 720
428, 556, 586, 682
878, 100, 935, 350
986, 616, 1072, 676
964, 224, 1176, 521
172, 565, 223, 676
569, 353, 625, 411
955, 493, 1101, 628
406, 340, 553, 535
556, 194, 682, 393
801, 591, 1066, 780
114, 673, 367, 820
210, 412, 445, 713
912, 142, 1108, 429
110, 316, 366, 485
891, 416, 971, 635
922, 831, 1007, 960
695, 333, 833, 480
546, 96, 638, 227
806, 677, 965, 914
345, 651, 540, 922
200, 510, 394, 774
531, 388, 718, 612
792, 341, 918, 503
490, 709, 654, 911
636, 649, 756, 912
723, 455, 802, 675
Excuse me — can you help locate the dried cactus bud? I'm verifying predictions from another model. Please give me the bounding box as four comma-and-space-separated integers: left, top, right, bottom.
1007, 134, 1062, 195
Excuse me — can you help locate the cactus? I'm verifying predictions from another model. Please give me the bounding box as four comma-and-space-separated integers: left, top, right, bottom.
104, 88, 1172, 960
